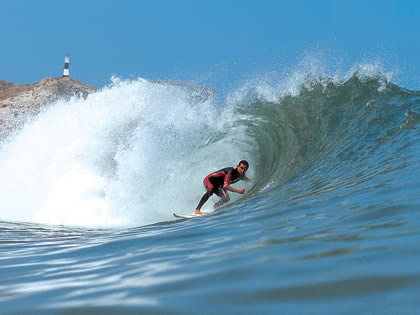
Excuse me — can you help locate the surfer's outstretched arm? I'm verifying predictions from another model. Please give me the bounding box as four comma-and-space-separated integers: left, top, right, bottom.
223, 183, 245, 194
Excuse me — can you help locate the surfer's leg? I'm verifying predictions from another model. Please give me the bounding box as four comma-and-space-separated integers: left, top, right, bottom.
213, 189, 230, 209
195, 179, 214, 214
196, 192, 212, 211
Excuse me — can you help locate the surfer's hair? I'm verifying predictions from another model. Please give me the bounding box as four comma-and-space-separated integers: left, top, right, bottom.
238, 160, 249, 170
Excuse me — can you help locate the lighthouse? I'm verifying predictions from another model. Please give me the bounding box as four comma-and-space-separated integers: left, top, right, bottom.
62, 56, 70, 77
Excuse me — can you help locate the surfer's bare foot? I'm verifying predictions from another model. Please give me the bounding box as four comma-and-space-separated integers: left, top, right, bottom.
194, 209, 204, 215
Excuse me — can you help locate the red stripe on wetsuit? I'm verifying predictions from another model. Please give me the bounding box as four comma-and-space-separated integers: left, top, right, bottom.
204, 170, 231, 192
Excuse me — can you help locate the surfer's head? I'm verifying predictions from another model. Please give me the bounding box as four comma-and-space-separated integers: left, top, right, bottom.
237, 160, 249, 176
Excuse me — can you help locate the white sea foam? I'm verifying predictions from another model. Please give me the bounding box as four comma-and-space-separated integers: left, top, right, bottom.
0, 78, 253, 227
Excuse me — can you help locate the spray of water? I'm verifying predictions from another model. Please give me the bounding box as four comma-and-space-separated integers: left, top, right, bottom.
0, 78, 253, 227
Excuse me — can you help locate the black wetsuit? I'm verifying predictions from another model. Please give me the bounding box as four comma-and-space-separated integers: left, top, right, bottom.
196, 167, 245, 210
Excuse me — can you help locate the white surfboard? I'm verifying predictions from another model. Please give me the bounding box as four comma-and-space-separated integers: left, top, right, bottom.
173, 211, 211, 219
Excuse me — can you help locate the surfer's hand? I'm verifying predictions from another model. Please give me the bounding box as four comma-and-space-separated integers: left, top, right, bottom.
238, 188, 245, 194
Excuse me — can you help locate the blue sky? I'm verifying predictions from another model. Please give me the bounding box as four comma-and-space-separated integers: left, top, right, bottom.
1, 0, 419, 91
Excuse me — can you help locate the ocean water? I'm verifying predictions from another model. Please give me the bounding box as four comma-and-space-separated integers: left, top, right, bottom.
0, 65, 419, 314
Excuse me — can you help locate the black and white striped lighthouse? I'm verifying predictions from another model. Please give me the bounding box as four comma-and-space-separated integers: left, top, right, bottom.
62, 55, 70, 77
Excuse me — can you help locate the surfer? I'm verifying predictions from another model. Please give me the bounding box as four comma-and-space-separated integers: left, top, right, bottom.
194, 160, 250, 215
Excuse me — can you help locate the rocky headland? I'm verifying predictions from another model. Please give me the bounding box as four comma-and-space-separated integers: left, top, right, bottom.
0, 77, 96, 139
